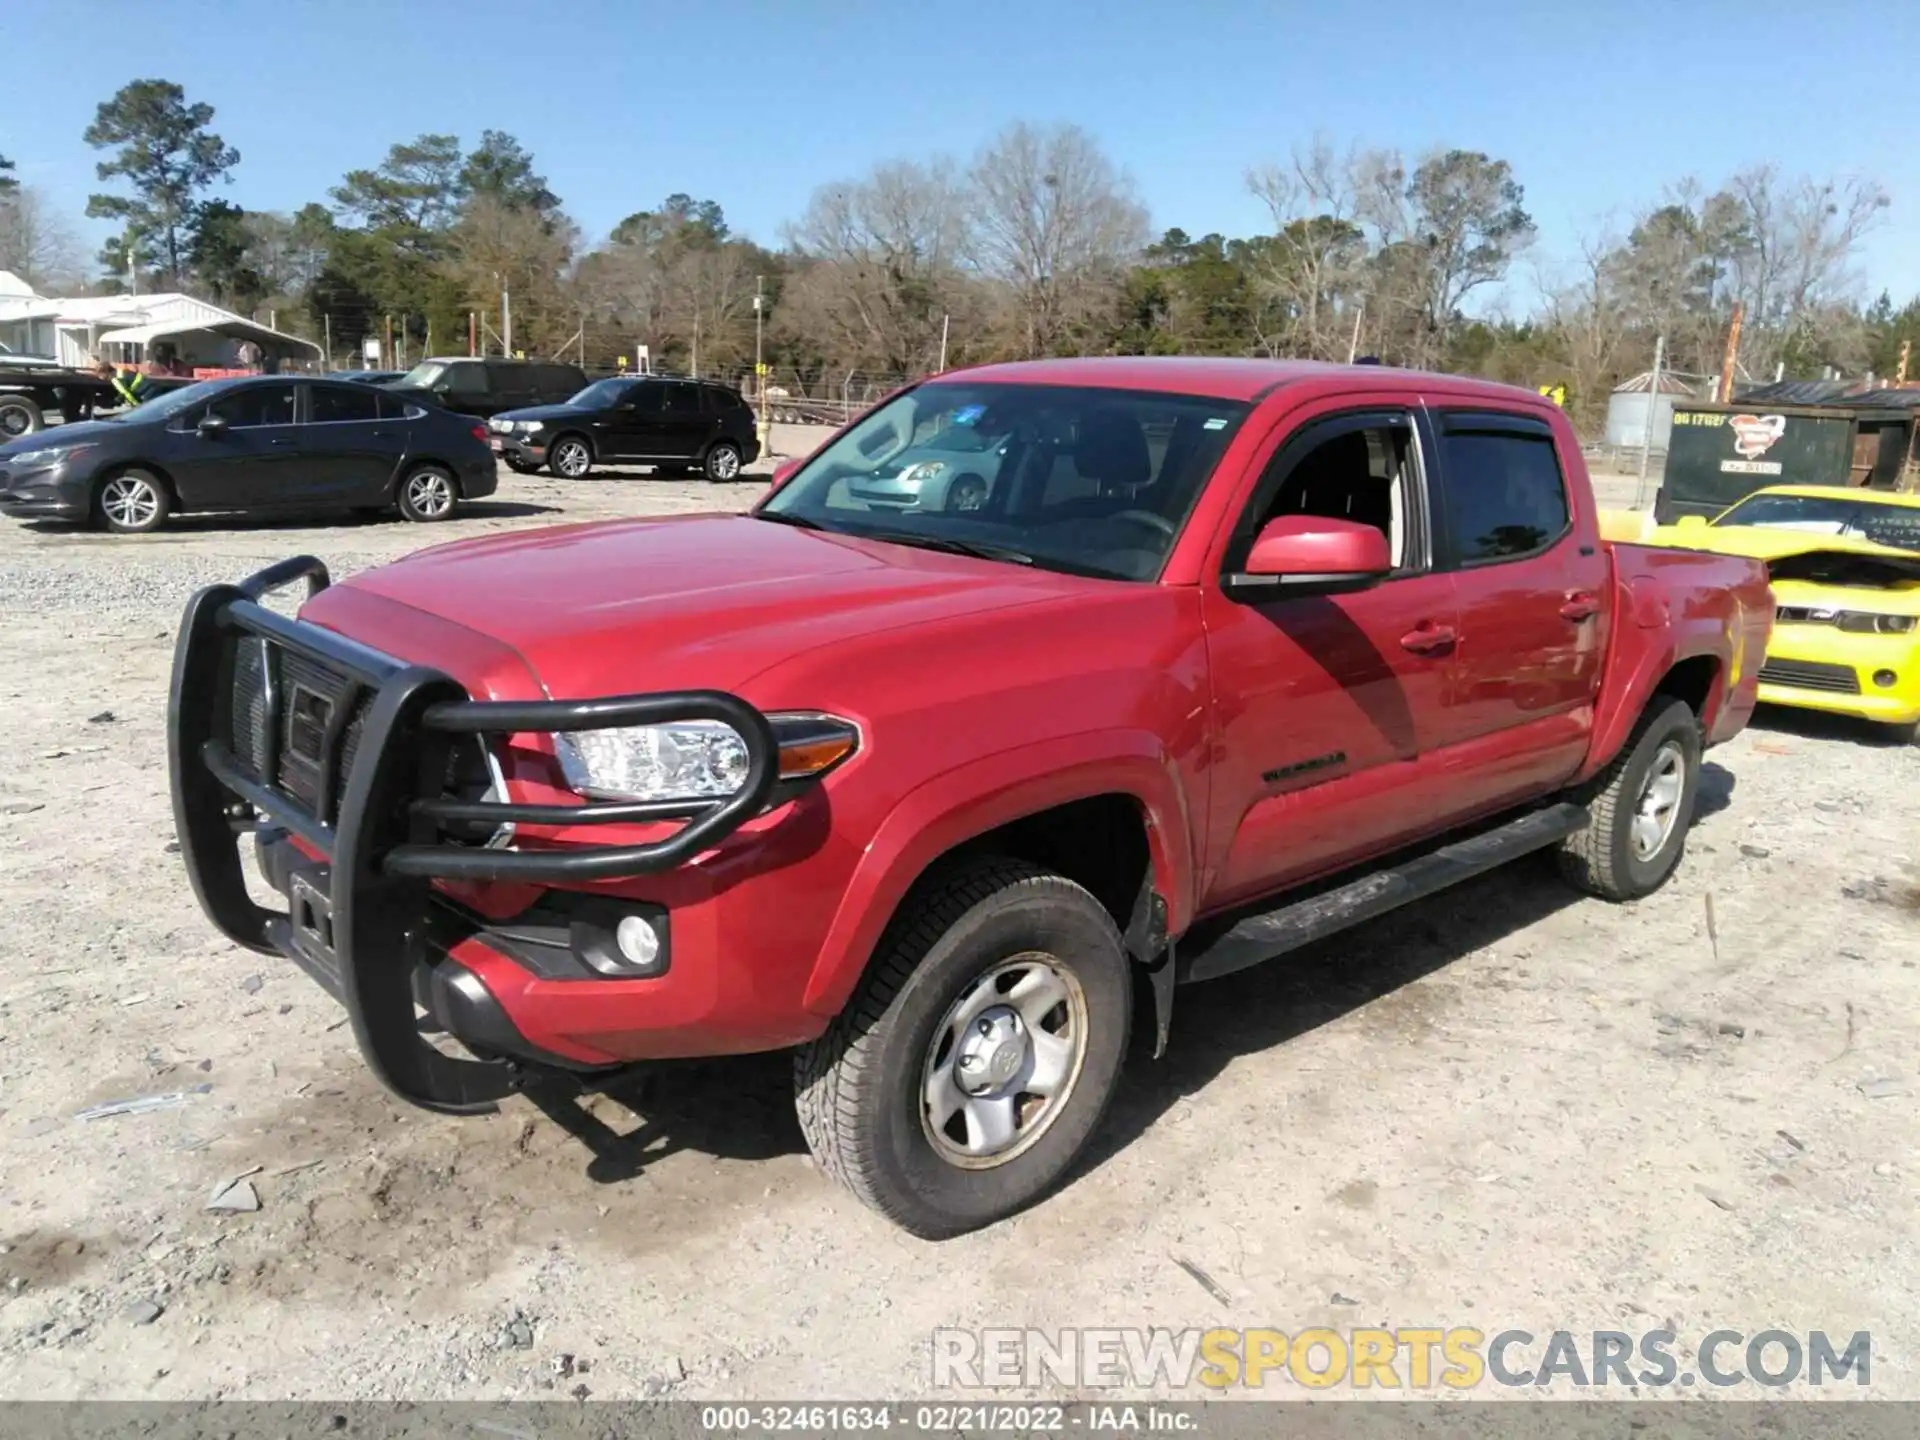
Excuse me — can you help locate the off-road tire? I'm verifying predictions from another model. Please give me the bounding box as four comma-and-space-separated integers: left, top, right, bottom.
1557, 696, 1702, 901
794, 856, 1131, 1239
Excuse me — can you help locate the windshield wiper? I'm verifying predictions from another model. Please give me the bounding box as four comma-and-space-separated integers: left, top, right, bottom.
855, 531, 1036, 566
752, 510, 829, 531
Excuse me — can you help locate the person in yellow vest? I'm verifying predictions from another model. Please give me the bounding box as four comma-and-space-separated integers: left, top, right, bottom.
95, 359, 153, 408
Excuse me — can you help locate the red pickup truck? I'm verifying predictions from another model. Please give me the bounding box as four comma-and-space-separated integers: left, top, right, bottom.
169, 358, 1771, 1237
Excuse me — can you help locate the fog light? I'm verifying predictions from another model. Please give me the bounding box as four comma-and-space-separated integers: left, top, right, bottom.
1874, 669, 1898, 689
615, 914, 662, 968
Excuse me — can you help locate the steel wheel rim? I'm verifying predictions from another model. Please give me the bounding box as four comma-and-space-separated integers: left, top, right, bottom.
921, 953, 1089, 1170
711, 446, 739, 479
555, 442, 589, 477
103, 475, 159, 528
950, 479, 986, 512
406, 471, 453, 517
1631, 740, 1685, 860
0, 410, 27, 438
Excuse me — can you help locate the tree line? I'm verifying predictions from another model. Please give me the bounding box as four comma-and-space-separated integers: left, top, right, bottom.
3, 80, 1918, 434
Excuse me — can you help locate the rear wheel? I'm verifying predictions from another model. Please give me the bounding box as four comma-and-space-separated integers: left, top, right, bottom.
0, 395, 44, 439
703, 441, 742, 482
96, 469, 171, 534
794, 856, 1131, 1238
1557, 696, 1702, 901
397, 464, 459, 522
548, 435, 593, 479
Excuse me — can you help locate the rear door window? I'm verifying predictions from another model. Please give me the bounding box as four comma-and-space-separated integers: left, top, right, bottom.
663, 382, 703, 416
1435, 416, 1571, 565
308, 385, 380, 424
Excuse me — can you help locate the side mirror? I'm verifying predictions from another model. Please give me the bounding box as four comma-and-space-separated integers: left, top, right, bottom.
196, 414, 230, 439
1675, 514, 1709, 530
769, 458, 800, 489
1230, 515, 1393, 596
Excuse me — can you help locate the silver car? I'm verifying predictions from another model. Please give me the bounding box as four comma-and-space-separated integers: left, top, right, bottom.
844, 422, 1006, 512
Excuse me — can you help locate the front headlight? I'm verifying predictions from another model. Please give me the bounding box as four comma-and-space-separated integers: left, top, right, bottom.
9, 443, 93, 468
516, 420, 545, 435
552, 713, 858, 803
1836, 612, 1917, 635
898, 460, 948, 486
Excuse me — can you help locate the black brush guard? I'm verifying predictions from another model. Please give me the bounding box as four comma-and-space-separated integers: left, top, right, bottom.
167, 555, 778, 1113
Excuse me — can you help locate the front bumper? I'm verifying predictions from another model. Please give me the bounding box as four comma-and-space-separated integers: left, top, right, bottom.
168, 556, 784, 1112
0, 461, 91, 520
1756, 627, 1920, 726
489, 432, 547, 467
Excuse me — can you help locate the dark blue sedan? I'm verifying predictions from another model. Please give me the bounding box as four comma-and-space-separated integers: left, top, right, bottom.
0, 375, 498, 533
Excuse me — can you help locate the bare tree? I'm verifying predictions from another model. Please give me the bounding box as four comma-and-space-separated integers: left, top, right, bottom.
785, 159, 971, 375
450, 193, 580, 354
1540, 230, 1634, 430
967, 122, 1148, 356
1245, 138, 1370, 359
0, 186, 87, 290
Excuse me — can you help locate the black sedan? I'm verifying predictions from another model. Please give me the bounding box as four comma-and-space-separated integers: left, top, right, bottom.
488, 375, 759, 481
0, 376, 497, 533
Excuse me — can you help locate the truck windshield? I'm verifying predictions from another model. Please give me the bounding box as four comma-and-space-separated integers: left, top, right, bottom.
1717, 492, 1920, 552
756, 382, 1251, 581
398, 362, 446, 389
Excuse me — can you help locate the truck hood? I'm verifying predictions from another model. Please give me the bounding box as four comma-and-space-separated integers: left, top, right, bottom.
305, 513, 1098, 700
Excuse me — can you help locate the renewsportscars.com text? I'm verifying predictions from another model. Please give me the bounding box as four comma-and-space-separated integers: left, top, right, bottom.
932, 1327, 1871, 1391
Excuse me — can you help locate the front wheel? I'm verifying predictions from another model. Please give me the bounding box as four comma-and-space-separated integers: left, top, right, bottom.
703, 441, 742, 482
548, 435, 593, 479
1557, 696, 1703, 901
794, 857, 1131, 1238
96, 469, 172, 534
397, 464, 459, 522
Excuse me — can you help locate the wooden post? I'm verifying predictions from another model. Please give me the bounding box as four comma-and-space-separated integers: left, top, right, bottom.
384, 314, 394, 371
469, 311, 477, 358
1717, 303, 1745, 403
1898, 339, 1911, 386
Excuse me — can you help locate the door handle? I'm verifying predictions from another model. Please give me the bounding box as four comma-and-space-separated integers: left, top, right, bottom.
1560, 592, 1600, 622
370, 429, 394, 438
1399, 623, 1457, 655
268, 438, 294, 447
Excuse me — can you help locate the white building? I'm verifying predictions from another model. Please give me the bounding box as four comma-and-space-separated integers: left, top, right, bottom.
0, 271, 320, 372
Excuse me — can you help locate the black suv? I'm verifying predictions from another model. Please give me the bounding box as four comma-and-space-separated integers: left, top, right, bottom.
487, 376, 760, 481
382, 358, 587, 421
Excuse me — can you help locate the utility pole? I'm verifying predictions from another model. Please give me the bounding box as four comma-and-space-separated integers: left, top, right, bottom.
384, 314, 393, 371
501, 281, 513, 357
324, 314, 332, 371
469, 311, 477, 358
1899, 339, 1912, 386
1717, 302, 1745, 404
752, 275, 768, 451
692, 309, 700, 379
938, 313, 950, 373
127, 247, 138, 298
1346, 301, 1365, 364
1635, 334, 1665, 509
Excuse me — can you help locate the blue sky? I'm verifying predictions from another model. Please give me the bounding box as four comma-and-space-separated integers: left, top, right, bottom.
4, 0, 1917, 306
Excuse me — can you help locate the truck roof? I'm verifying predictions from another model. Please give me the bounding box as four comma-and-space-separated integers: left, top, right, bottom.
936, 354, 1548, 405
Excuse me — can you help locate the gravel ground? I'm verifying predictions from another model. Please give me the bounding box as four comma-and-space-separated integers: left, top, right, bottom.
0, 437, 1915, 1402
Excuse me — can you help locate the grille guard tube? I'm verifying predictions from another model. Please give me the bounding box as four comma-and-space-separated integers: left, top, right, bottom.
167, 554, 783, 1113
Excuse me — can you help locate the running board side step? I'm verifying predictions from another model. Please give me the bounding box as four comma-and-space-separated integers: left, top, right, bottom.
1178, 802, 1590, 985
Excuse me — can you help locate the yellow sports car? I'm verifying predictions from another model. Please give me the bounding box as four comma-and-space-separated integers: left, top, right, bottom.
1603, 486, 1920, 740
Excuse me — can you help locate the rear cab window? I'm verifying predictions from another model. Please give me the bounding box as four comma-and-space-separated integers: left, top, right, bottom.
1432, 411, 1571, 565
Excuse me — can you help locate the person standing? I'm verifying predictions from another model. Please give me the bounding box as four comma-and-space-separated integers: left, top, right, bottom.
235, 338, 263, 371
